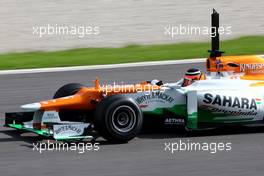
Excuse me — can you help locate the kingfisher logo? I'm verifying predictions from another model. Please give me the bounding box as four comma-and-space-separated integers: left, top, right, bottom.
240, 63, 264, 72
203, 93, 258, 110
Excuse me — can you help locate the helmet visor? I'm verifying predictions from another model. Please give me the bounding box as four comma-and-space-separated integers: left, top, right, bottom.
182, 75, 200, 87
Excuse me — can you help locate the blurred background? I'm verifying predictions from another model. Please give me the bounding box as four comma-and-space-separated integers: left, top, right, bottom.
0, 0, 264, 53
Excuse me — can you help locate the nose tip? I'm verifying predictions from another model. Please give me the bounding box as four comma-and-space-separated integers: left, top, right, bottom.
21, 103, 41, 111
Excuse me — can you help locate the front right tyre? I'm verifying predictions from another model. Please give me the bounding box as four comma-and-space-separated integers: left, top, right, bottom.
94, 95, 143, 143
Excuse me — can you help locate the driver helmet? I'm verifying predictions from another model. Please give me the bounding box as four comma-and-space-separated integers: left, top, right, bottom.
182, 68, 205, 87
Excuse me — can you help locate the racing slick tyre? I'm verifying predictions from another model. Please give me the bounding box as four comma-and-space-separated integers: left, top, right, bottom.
94, 95, 143, 143
53, 83, 87, 122
53, 83, 85, 98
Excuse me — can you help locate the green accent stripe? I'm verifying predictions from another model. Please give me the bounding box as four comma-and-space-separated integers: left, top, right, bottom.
143, 104, 187, 116
7, 123, 50, 136
187, 112, 198, 129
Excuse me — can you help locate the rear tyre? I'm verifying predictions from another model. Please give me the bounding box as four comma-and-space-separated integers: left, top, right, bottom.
94, 95, 143, 143
53, 83, 85, 98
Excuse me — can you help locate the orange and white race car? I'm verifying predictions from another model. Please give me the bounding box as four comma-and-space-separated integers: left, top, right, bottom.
4, 10, 264, 143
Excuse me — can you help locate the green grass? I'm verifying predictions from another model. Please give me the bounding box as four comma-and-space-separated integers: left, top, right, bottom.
0, 36, 263, 70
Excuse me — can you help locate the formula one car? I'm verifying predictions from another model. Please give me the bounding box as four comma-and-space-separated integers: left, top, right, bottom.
4, 10, 264, 142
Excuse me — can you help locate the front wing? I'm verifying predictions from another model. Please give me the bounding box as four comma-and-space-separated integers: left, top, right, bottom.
4, 111, 94, 140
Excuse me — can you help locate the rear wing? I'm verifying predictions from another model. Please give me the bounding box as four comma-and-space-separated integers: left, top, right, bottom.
206, 10, 264, 79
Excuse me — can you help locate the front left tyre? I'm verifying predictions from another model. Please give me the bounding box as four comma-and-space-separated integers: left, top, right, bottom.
53, 83, 87, 122
53, 83, 85, 98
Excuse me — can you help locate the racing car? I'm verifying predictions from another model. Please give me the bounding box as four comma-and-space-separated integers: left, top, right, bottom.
4, 10, 264, 143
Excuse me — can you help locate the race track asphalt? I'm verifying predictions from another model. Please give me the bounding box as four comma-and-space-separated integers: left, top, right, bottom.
1, 62, 264, 176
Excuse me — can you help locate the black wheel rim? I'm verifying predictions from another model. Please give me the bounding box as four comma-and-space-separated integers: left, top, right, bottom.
111, 105, 137, 133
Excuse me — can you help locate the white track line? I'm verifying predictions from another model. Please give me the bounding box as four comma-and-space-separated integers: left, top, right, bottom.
0, 58, 206, 75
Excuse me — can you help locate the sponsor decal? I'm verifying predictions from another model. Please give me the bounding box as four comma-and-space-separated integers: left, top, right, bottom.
203, 93, 257, 110
136, 92, 174, 104
53, 124, 90, 139
42, 111, 60, 123
43, 112, 57, 120
164, 118, 185, 125
202, 93, 259, 116
200, 105, 257, 116
54, 125, 82, 135
240, 63, 264, 72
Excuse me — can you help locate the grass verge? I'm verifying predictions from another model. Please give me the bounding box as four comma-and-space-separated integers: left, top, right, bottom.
0, 36, 263, 70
